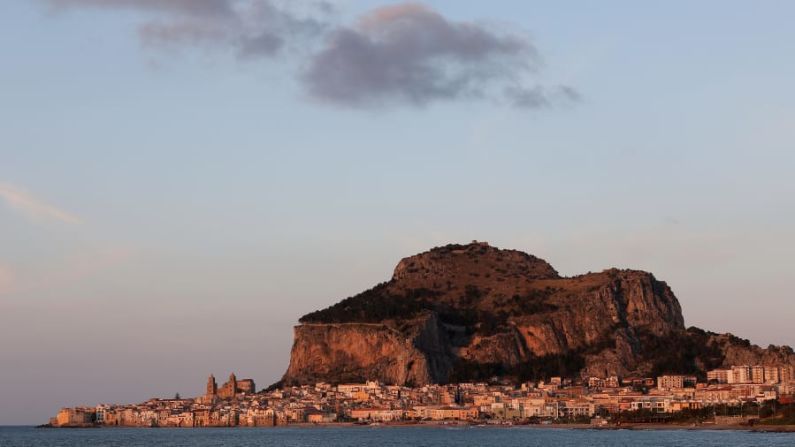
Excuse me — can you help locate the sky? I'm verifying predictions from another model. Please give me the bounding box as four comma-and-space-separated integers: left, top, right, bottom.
1, 0, 794, 425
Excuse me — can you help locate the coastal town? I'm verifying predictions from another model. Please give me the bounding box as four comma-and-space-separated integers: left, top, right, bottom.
51, 364, 795, 428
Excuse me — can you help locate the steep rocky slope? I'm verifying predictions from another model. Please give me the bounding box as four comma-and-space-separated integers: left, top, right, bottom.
282, 242, 794, 385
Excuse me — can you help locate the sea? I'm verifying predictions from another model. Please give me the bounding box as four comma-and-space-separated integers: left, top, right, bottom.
1, 426, 793, 447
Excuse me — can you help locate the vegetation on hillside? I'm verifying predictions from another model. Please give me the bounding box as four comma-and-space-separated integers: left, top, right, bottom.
299, 283, 436, 324
299, 283, 557, 338
637, 327, 725, 379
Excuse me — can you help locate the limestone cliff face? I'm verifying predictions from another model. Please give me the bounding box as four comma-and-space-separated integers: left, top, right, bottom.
283, 314, 453, 386
282, 242, 793, 385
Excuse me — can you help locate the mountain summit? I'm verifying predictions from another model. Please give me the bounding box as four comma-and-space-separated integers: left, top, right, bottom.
283, 242, 794, 385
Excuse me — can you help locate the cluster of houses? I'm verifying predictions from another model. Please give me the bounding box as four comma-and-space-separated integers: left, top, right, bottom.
51, 365, 795, 428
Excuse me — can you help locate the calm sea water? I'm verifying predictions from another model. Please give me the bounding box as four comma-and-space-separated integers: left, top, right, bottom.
1, 426, 793, 447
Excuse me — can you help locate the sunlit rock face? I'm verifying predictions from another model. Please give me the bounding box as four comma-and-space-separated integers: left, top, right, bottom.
282, 242, 793, 385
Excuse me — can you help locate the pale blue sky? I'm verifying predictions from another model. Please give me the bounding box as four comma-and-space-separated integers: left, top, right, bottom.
1, 0, 794, 424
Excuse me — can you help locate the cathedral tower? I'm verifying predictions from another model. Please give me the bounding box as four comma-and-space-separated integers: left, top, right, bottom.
206, 374, 217, 398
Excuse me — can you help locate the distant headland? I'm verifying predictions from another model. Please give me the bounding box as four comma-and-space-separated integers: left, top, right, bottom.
49, 242, 795, 430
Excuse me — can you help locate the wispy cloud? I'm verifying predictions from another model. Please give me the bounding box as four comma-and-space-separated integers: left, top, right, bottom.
44, 0, 330, 59
41, 1, 577, 110
0, 183, 81, 225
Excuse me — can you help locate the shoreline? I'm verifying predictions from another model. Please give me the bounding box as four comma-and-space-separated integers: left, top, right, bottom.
34, 422, 795, 433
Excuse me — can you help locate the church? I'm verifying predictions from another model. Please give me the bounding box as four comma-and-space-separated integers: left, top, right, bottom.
206, 373, 256, 400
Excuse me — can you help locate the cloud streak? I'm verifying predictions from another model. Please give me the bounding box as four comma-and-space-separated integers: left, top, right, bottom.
43, 1, 577, 109
46, 0, 236, 16
45, 0, 328, 58
0, 183, 81, 225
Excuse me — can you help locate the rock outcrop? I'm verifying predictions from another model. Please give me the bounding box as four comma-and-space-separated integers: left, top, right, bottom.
282, 242, 795, 385
284, 314, 453, 386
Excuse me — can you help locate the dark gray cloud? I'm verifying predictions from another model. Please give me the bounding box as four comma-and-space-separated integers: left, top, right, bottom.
45, 0, 327, 58
302, 3, 574, 108
44, 1, 577, 109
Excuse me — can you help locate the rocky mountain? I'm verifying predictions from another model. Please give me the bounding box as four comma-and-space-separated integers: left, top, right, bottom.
282, 242, 795, 386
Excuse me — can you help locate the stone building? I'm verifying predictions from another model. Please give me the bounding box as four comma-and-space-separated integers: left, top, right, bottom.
55, 408, 94, 427
207, 373, 256, 400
